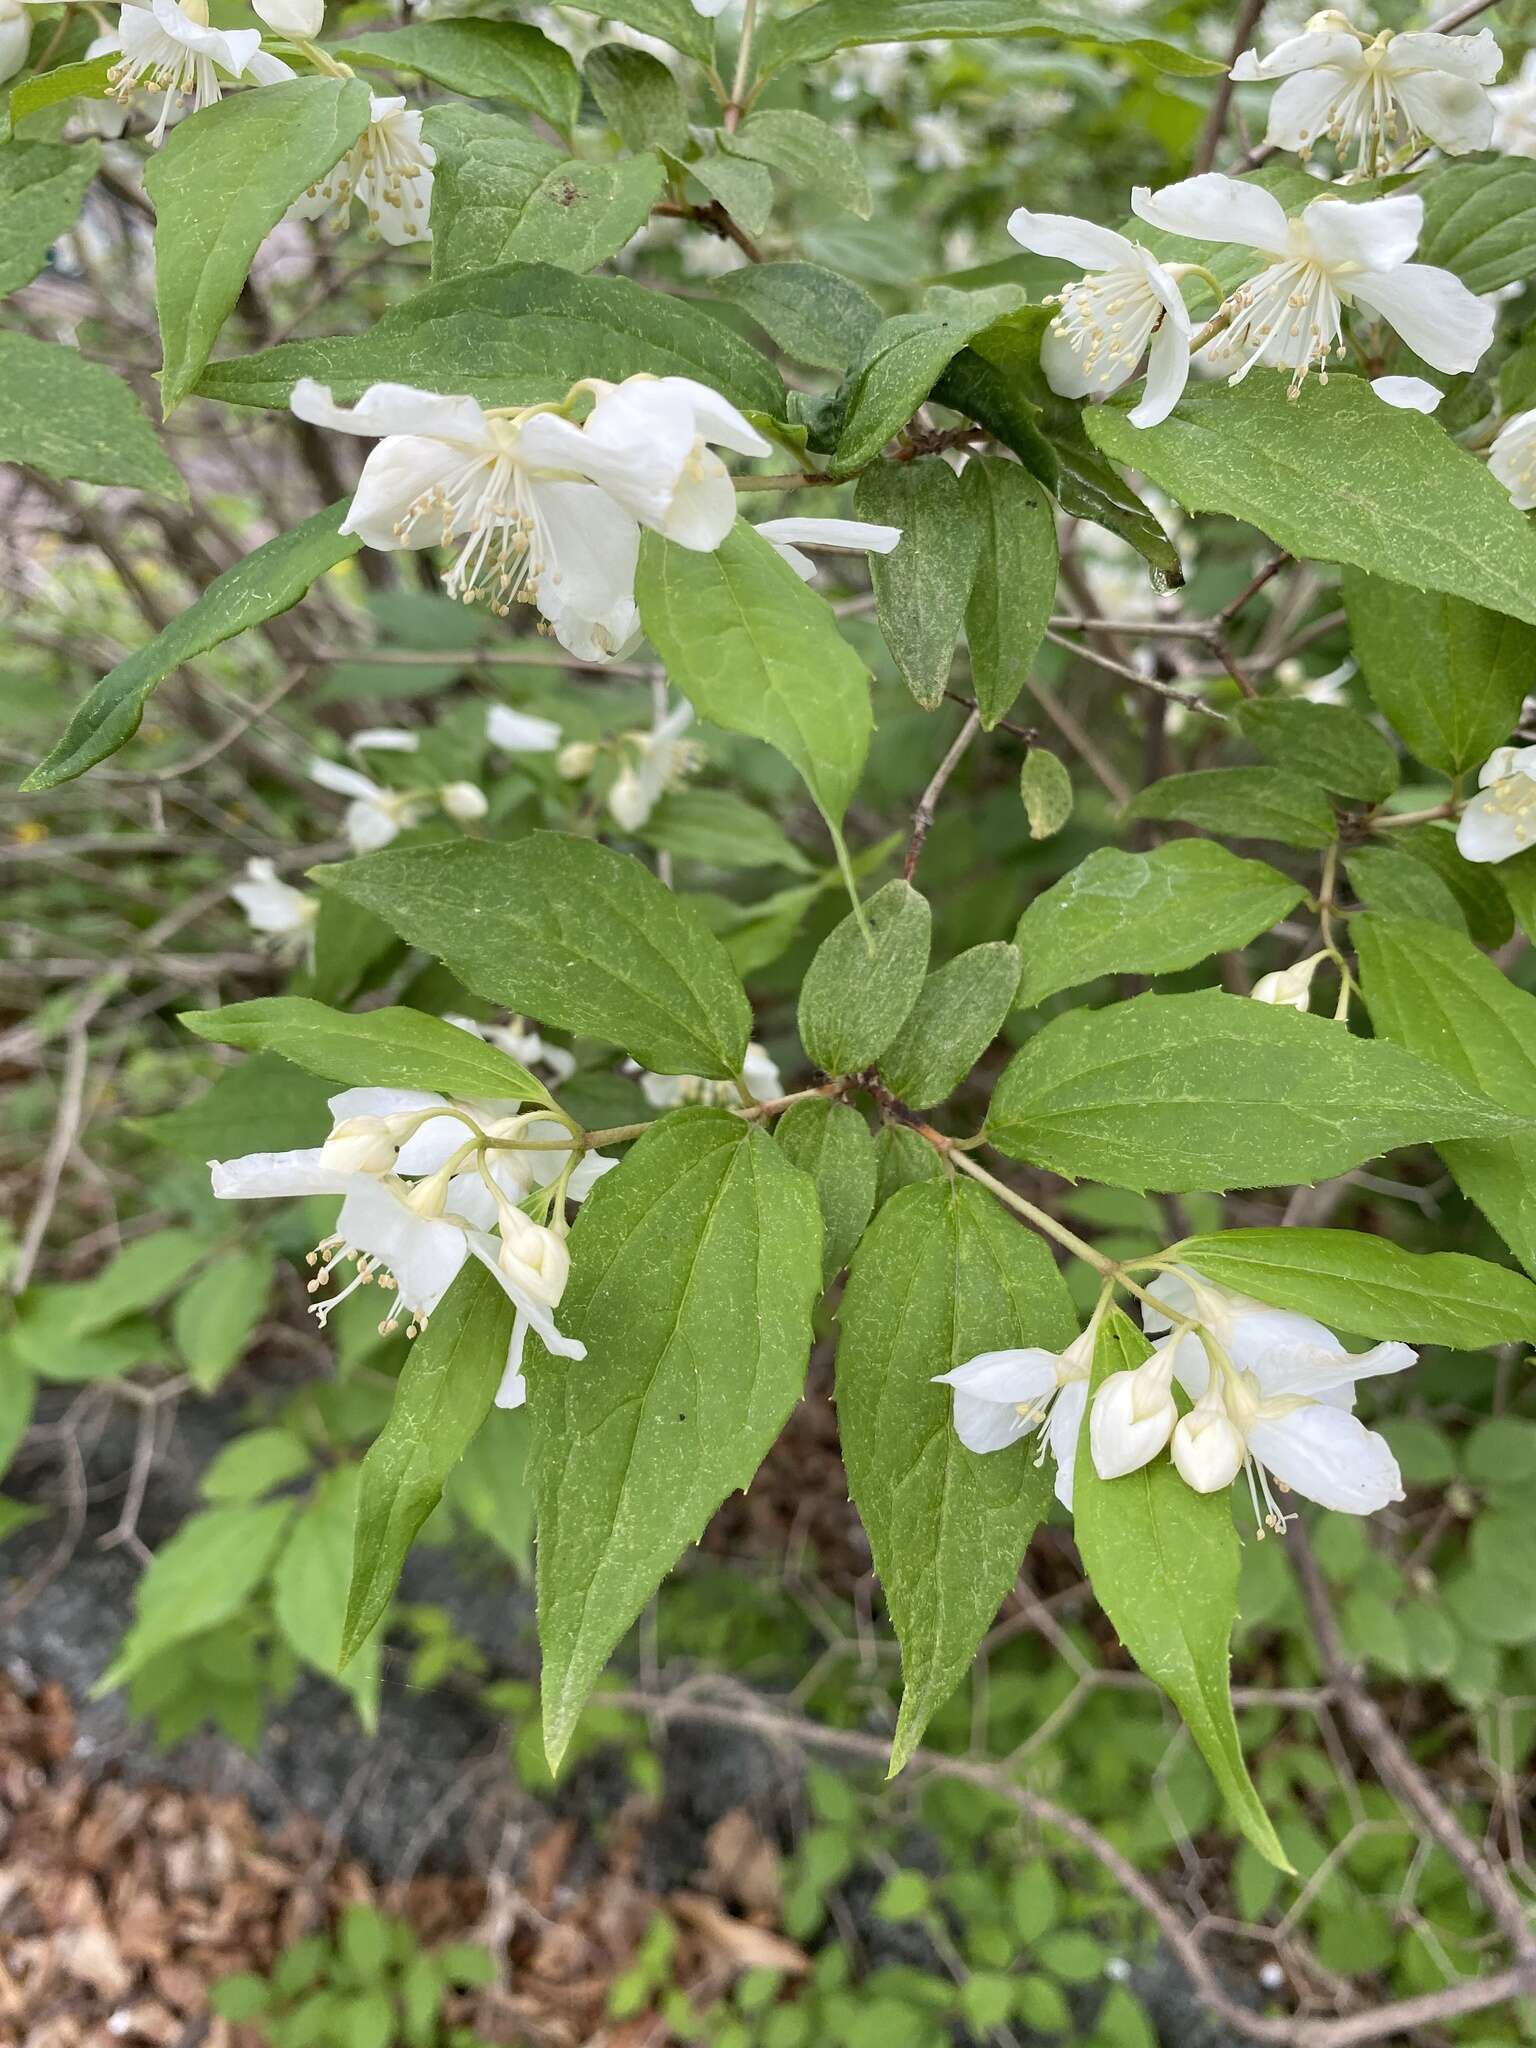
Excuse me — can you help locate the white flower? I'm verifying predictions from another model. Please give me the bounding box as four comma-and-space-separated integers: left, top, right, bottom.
1489, 408, 1536, 512
291, 380, 643, 660
638, 1040, 782, 1109
1370, 374, 1442, 412
1491, 50, 1536, 158
439, 780, 488, 822
486, 703, 563, 754
253, 0, 323, 35
1251, 949, 1328, 1010
290, 94, 435, 247
1139, 1266, 1413, 1530
1008, 206, 1193, 428
932, 1328, 1094, 1510
518, 376, 770, 551
913, 108, 967, 171
230, 856, 317, 962
755, 517, 903, 582
444, 1011, 578, 1085
350, 726, 420, 754
557, 740, 598, 780
103, 0, 293, 145
1133, 176, 1493, 397
609, 697, 699, 831
1231, 15, 1501, 173
309, 756, 428, 853
691, 0, 730, 14
1456, 744, 1536, 864
0, 0, 47, 87
1089, 1346, 1178, 1479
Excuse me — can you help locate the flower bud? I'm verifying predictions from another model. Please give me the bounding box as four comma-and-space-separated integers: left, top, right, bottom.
557, 741, 598, 780
1251, 950, 1327, 1012
403, 1165, 454, 1219
320, 1115, 398, 1176
608, 763, 648, 831
498, 1208, 570, 1305
1171, 1385, 1246, 1494
440, 780, 488, 822
253, 0, 325, 35
1089, 1348, 1177, 1481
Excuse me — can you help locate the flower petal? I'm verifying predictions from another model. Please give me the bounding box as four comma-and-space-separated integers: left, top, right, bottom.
1301, 191, 1422, 274
1231, 29, 1362, 81
465, 1232, 586, 1358
210, 1149, 347, 1198
1387, 27, 1502, 85
1131, 174, 1291, 257
1263, 65, 1353, 152
528, 479, 642, 659
656, 376, 772, 457
1049, 1378, 1088, 1510
1391, 66, 1494, 153
1371, 374, 1443, 412
933, 1348, 1061, 1405
1248, 1406, 1404, 1515
338, 1180, 469, 1319
1349, 262, 1494, 375
1259, 1340, 1416, 1402
1128, 311, 1190, 428
755, 517, 903, 555
1007, 205, 1139, 272
289, 378, 490, 448
495, 1317, 529, 1409
309, 757, 381, 802
1457, 781, 1536, 863
486, 703, 563, 752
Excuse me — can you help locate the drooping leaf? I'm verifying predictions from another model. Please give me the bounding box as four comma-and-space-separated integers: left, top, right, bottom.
0, 332, 183, 500
196, 264, 783, 417
342, 1261, 514, 1663
342, 20, 583, 133
315, 835, 751, 1079
723, 109, 871, 218
1088, 376, 1536, 628
0, 139, 99, 296
775, 1097, 879, 1284
756, 2, 1223, 80
1165, 1229, 1536, 1348
179, 997, 552, 1105
960, 456, 1058, 729
1234, 698, 1399, 804
834, 290, 1023, 471
1126, 767, 1337, 850
172, 1252, 273, 1392
532, 1110, 821, 1767
636, 521, 872, 831
987, 989, 1527, 1193
8, 55, 115, 133
837, 1177, 1077, 1772
679, 149, 774, 238
148, 76, 372, 413
798, 880, 931, 1076
139, 1056, 336, 1162
1355, 914, 1536, 1279
1342, 571, 1536, 779
1014, 842, 1304, 1007
639, 788, 816, 874
855, 456, 979, 710
878, 943, 1021, 1108
23, 505, 359, 791
1074, 1311, 1288, 1869
711, 261, 882, 372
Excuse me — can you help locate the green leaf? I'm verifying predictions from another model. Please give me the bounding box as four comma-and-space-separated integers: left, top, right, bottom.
874, 1123, 943, 1205
1345, 846, 1464, 932
585, 43, 688, 155
987, 989, 1526, 1194
23, 505, 359, 790
878, 943, 1021, 1109
1355, 914, 1536, 1278
275, 1466, 382, 1729
0, 332, 182, 500
775, 1097, 878, 1285
561, 0, 714, 64
639, 788, 815, 873
196, 263, 783, 417
1126, 767, 1336, 850
834, 291, 1022, 471
960, 456, 1058, 729
1020, 746, 1074, 840
342, 20, 581, 131
201, 1427, 312, 1504
1164, 1228, 1536, 1348
724, 110, 871, 218
855, 456, 979, 710
532, 1110, 821, 1767
636, 521, 872, 831
0, 139, 99, 296
96, 1501, 296, 1692
316, 835, 750, 1079
679, 147, 774, 237
756, 2, 1222, 80
712, 262, 882, 372
8, 55, 115, 133
1087, 376, 1536, 628
1234, 698, 1399, 805
342, 1261, 514, 1664
139, 1055, 335, 1162
1498, 847, 1536, 946
1417, 156, 1536, 296
147, 76, 372, 415
1389, 823, 1511, 947
442, 1407, 534, 1574
422, 106, 560, 281
0, 1498, 43, 1543
836, 1177, 1076, 1772
18, 1228, 211, 1340
180, 997, 552, 1105
1341, 571, 1536, 778
1074, 1310, 1288, 1868
172, 1252, 273, 1393
1014, 842, 1304, 1007
798, 879, 931, 1076
435, 151, 665, 278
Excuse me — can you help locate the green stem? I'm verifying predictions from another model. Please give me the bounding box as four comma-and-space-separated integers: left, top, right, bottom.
948, 1150, 1115, 1276
724, 0, 760, 131
828, 819, 874, 952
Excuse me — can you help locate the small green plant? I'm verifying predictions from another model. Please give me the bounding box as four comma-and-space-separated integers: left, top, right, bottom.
210, 1905, 497, 2048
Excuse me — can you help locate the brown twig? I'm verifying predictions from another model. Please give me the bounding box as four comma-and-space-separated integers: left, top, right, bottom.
653, 197, 765, 264
1195, 0, 1269, 173
903, 708, 980, 882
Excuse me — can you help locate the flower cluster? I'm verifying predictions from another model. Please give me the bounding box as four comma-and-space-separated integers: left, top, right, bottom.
939, 1265, 1410, 1532
211, 1086, 614, 1409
